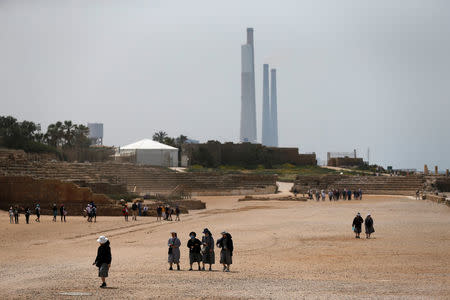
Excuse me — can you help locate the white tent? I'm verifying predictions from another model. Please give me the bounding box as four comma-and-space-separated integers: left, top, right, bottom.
118, 139, 178, 167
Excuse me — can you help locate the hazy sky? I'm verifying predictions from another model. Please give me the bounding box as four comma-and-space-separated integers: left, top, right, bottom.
1, 0, 449, 169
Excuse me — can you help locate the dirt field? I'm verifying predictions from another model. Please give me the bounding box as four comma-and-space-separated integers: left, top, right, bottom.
1, 193, 449, 299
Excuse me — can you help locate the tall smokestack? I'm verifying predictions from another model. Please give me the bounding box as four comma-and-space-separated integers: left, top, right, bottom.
262, 64, 271, 146
240, 28, 257, 143
270, 68, 278, 147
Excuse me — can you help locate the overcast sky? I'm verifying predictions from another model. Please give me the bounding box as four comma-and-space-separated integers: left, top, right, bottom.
1, 0, 449, 169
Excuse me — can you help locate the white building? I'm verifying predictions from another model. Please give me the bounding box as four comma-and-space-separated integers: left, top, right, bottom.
117, 139, 178, 167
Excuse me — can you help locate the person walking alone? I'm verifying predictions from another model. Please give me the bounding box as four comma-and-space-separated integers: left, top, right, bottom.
364, 213, 375, 239
175, 206, 180, 221
93, 236, 112, 288
187, 232, 202, 271
201, 228, 215, 271
60, 204, 66, 222
35, 204, 41, 222
25, 207, 31, 224
168, 231, 181, 271
9, 206, 14, 224
352, 212, 364, 238
217, 231, 233, 272
131, 201, 138, 221
13, 206, 19, 224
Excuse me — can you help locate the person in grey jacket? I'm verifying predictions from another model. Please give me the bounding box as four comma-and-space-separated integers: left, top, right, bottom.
168, 231, 181, 271
201, 228, 215, 271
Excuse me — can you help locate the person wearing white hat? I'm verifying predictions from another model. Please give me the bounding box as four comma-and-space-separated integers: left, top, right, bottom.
168, 231, 181, 270
352, 213, 364, 239
93, 236, 112, 288
365, 213, 375, 239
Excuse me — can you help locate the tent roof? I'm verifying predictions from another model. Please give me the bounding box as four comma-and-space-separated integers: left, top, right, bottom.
121, 139, 178, 150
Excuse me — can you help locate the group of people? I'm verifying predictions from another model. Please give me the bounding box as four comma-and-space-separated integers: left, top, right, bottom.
84, 202, 97, 222
305, 188, 363, 201
8, 205, 30, 224
52, 203, 68, 222
156, 205, 180, 221
167, 229, 233, 272
352, 212, 375, 238
7, 203, 64, 224
121, 201, 153, 221
92, 229, 234, 288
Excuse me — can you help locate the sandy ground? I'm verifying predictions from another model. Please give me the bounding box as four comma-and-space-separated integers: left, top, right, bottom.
1, 191, 449, 299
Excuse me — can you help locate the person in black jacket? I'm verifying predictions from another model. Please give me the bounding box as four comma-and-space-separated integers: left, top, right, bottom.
187, 232, 202, 271
352, 213, 364, 239
365, 213, 375, 239
217, 231, 233, 272
93, 236, 112, 288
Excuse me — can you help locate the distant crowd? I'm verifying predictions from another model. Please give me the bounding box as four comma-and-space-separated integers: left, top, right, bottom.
292, 188, 363, 201
121, 202, 181, 222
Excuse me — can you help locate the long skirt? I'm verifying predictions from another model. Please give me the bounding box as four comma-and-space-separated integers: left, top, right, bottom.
220, 249, 232, 265
189, 252, 203, 264
354, 226, 362, 234
168, 248, 180, 263
365, 225, 375, 234
202, 250, 215, 264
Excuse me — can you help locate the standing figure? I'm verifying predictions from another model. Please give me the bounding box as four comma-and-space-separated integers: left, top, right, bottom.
122, 205, 129, 221
217, 231, 234, 272
347, 189, 352, 200
52, 204, 57, 222
168, 231, 181, 270
358, 188, 363, 200
14, 206, 19, 224
315, 190, 320, 202
175, 206, 180, 221
93, 236, 112, 288
9, 206, 14, 224
35, 204, 41, 222
364, 213, 375, 239
187, 232, 202, 271
343, 189, 347, 200
138, 201, 142, 217
321, 190, 326, 201
352, 212, 364, 238
415, 189, 420, 200
156, 206, 162, 221
60, 204, 65, 222
131, 201, 138, 221
143, 205, 148, 216
92, 204, 97, 223
201, 228, 215, 271
25, 207, 31, 224
328, 191, 333, 201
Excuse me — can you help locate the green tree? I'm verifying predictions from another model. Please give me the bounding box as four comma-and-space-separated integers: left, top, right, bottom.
152, 131, 168, 143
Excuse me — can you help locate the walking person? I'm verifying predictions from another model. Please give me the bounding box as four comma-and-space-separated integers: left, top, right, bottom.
175, 206, 180, 221
217, 231, 233, 272
14, 206, 19, 224
25, 207, 31, 224
321, 190, 326, 201
143, 205, 148, 216
315, 190, 320, 202
359, 188, 363, 200
131, 201, 138, 221
156, 206, 162, 221
138, 201, 142, 217
352, 212, 364, 238
9, 206, 14, 224
93, 236, 112, 288
201, 228, 215, 271
52, 204, 57, 222
347, 189, 352, 200
91, 204, 97, 223
35, 204, 41, 222
60, 204, 66, 222
187, 232, 202, 271
122, 205, 129, 222
364, 213, 375, 239
168, 231, 181, 271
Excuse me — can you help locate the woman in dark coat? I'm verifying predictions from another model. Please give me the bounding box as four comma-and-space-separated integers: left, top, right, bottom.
201, 228, 215, 271
217, 231, 233, 272
352, 213, 364, 238
365, 213, 375, 238
187, 232, 202, 271
93, 236, 112, 288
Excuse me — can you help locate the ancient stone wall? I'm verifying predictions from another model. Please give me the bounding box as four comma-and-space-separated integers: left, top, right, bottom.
327, 157, 364, 167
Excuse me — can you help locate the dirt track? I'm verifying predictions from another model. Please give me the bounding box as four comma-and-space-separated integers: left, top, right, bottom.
1, 194, 449, 299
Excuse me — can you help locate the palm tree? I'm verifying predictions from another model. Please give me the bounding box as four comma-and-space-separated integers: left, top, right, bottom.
175, 134, 188, 148
152, 131, 167, 143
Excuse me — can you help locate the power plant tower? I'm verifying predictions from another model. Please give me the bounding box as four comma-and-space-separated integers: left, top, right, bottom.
261, 64, 271, 146
240, 28, 257, 143
270, 68, 278, 147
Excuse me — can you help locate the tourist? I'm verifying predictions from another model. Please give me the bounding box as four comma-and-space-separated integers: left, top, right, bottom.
175, 206, 180, 221
138, 201, 142, 217
168, 231, 181, 271
25, 207, 31, 224
328, 191, 333, 201
122, 205, 129, 221
343, 189, 347, 200
347, 189, 352, 200
156, 206, 162, 221
415, 189, 420, 200
293, 187, 298, 197
364, 213, 375, 239
60, 204, 65, 222
187, 231, 202, 271
217, 231, 233, 272
201, 228, 215, 271
358, 188, 363, 200
86, 204, 92, 222
131, 201, 138, 221
52, 204, 57, 222
14, 206, 19, 224
93, 235, 112, 288
161, 206, 166, 220
35, 204, 41, 222
352, 212, 364, 238
315, 190, 320, 201
143, 205, 148, 216
91, 203, 97, 223
9, 206, 14, 224
168, 208, 173, 221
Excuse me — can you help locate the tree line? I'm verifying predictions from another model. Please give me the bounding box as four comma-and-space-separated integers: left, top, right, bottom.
0, 115, 91, 156
152, 131, 188, 149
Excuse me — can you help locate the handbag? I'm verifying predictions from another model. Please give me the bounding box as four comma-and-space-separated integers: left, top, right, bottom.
352, 226, 355, 232
168, 247, 172, 254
